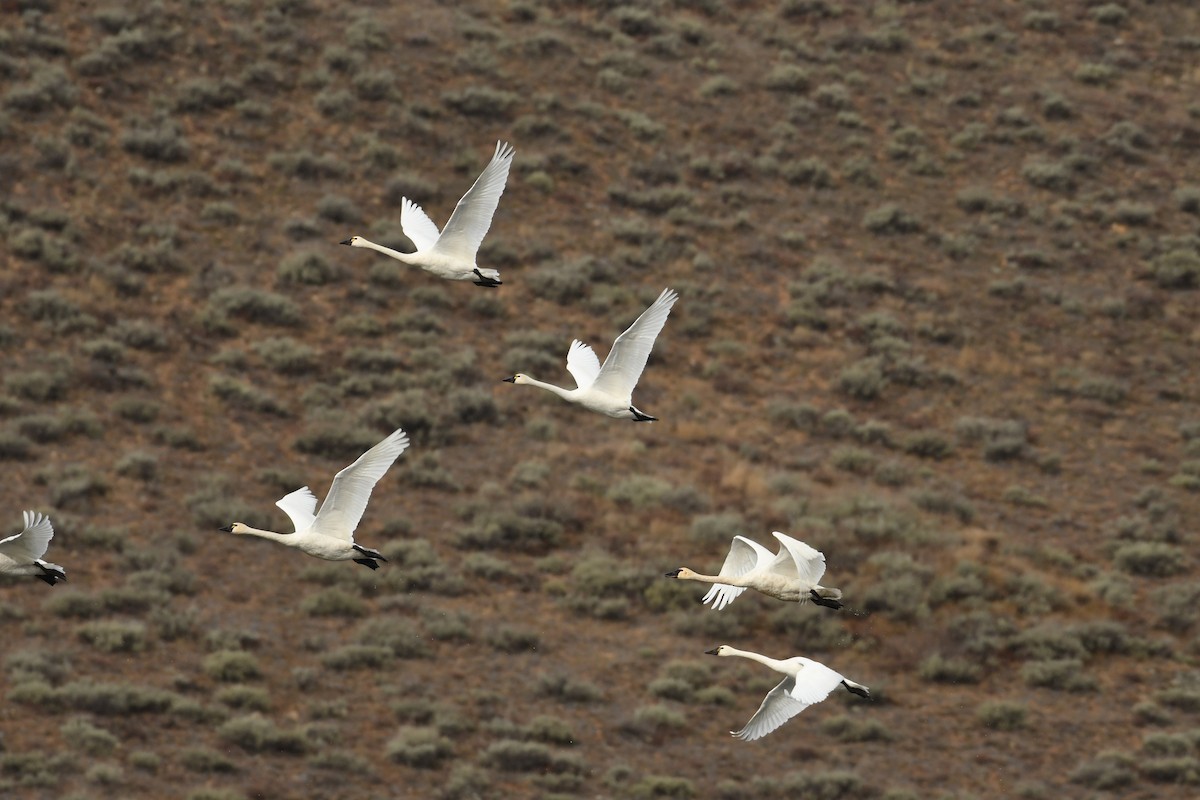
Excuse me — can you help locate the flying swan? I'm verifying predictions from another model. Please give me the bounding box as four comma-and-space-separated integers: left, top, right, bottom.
0, 511, 66, 585
665, 531, 842, 610
340, 140, 515, 287
706, 645, 870, 741
220, 428, 409, 569
503, 287, 679, 421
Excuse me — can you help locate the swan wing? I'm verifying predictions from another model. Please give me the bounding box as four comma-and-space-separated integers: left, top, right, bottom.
400, 197, 442, 252
591, 288, 678, 400
701, 536, 772, 611
311, 428, 409, 541
275, 487, 318, 533
565, 339, 602, 390
768, 531, 828, 584
0, 511, 54, 561
429, 140, 515, 261
789, 658, 846, 705
732, 677, 808, 741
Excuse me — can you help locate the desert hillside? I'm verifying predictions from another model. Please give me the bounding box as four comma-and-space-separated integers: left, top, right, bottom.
2, 1, 1199, 799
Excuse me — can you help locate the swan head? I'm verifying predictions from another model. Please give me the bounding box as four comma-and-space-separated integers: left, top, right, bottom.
340, 236, 364, 247
705, 645, 733, 657
220, 523, 249, 534
503, 374, 529, 385
664, 567, 696, 579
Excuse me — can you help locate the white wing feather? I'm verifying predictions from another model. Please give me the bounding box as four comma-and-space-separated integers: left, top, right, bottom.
0, 511, 54, 562
701, 536, 773, 611
768, 531, 828, 585
591, 288, 679, 401
275, 487, 319, 533
732, 660, 846, 741
311, 429, 410, 541
732, 677, 809, 741
565, 339, 602, 390
789, 658, 847, 704
400, 198, 442, 252
430, 140, 515, 261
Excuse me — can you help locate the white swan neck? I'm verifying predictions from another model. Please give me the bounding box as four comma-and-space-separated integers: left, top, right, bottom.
523, 376, 574, 400
686, 570, 747, 588
360, 238, 417, 264
726, 647, 788, 674
239, 526, 293, 544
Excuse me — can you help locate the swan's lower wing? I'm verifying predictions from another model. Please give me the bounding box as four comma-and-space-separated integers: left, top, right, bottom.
768, 531, 828, 584
276, 487, 318, 533
701, 582, 748, 611
566, 339, 601, 390
790, 660, 846, 704
732, 677, 808, 741
400, 198, 442, 252
720, 536, 772, 579
0, 511, 54, 561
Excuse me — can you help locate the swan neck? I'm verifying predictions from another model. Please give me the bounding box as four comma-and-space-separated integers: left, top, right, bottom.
685, 570, 745, 587
726, 647, 788, 674
523, 376, 573, 399
360, 238, 416, 263
239, 526, 292, 544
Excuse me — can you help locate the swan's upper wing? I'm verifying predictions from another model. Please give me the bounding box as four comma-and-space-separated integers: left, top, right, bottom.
701, 536, 773, 611
429, 140, 515, 261
789, 658, 846, 704
400, 197, 442, 252
591, 288, 679, 401
311, 428, 409, 541
768, 531, 828, 585
732, 676, 808, 741
275, 487, 318, 533
565, 339, 602, 390
0, 511, 54, 561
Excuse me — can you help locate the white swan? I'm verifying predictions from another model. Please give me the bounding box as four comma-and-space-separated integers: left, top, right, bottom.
0, 511, 66, 586
340, 140, 515, 287
503, 288, 679, 421
220, 428, 409, 569
666, 531, 842, 610
706, 645, 870, 741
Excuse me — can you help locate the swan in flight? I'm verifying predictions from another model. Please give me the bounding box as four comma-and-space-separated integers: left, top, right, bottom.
220, 428, 409, 569
665, 531, 842, 610
706, 645, 870, 741
0, 511, 66, 586
503, 288, 679, 421
340, 140, 515, 287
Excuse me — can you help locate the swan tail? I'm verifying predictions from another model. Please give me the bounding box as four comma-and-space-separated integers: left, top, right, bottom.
629, 406, 657, 422
35, 561, 66, 586
472, 268, 502, 288
352, 544, 387, 563
809, 586, 843, 610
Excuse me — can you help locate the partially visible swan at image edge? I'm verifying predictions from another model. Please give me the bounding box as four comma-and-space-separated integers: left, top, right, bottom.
0, 511, 66, 586
503, 287, 679, 421
340, 141, 515, 287
665, 531, 843, 610
220, 428, 409, 569
706, 645, 870, 741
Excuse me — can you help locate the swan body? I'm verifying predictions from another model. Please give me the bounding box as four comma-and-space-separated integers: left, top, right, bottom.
666, 531, 842, 610
340, 140, 515, 287
706, 645, 870, 741
504, 288, 679, 421
0, 511, 66, 586
220, 428, 409, 569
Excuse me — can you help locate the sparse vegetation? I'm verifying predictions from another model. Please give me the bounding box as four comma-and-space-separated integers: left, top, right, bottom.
0, 3, 1197, 798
